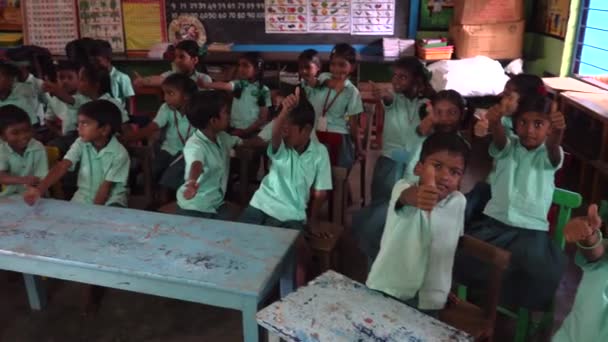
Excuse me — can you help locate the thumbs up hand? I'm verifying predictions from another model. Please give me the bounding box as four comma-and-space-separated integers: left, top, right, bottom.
550, 101, 566, 131
370, 81, 393, 104
565, 204, 603, 244
416, 164, 440, 212
281, 86, 300, 113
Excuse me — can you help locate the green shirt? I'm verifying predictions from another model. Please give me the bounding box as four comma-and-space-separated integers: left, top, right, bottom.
161, 70, 212, 90
552, 250, 608, 342
153, 103, 193, 156
311, 80, 363, 134
110, 67, 135, 105
382, 94, 426, 158
366, 180, 465, 309
72, 93, 129, 123
0, 85, 38, 125
250, 139, 333, 222
0, 139, 48, 196
64, 136, 130, 206
176, 130, 241, 213
45, 94, 78, 134
484, 136, 563, 231
229, 80, 271, 130
14, 74, 46, 125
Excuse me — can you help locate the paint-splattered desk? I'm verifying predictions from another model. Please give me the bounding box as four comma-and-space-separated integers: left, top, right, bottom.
0, 196, 299, 342
257, 271, 472, 342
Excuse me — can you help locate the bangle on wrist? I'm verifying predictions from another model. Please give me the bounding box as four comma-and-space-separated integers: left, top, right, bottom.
577, 229, 603, 250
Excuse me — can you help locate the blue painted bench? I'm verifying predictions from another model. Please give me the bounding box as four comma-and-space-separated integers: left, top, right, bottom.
0, 196, 299, 342
257, 271, 472, 342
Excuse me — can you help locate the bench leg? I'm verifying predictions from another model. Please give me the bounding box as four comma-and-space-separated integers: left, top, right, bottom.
280, 248, 296, 297
23, 274, 47, 310
242, 298, 260, 342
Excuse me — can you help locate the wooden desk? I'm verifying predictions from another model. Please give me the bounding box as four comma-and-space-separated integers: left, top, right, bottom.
257, 271, 472, 341
0, 197, 299, 342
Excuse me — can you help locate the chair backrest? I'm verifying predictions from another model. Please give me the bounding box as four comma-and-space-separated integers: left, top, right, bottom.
552, 188, 583, 250
330, 166, 348, 225
45, 146, 64, 200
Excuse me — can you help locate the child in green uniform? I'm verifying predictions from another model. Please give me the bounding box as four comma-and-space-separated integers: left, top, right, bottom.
0, 105, 48, 196
0, 62, 38, 125
90, 40, 135, 106
45, 61, 81, 154
238, 87, 332, 229
176, 91, 242, 219
24, 100, 130, 207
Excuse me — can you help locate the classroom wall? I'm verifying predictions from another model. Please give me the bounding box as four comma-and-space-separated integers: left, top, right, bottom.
523, 33, 565, 76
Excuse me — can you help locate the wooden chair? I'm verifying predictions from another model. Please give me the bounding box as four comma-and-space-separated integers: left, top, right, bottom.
306, 221, 344, 272
45, 146, 64, 200
440, 235, 511, 342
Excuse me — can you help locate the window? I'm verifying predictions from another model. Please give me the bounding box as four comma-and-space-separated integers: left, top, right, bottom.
573, 0, 608, 76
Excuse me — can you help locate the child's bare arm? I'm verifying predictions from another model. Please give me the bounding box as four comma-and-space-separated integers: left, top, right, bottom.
24, 159, 72, 205
272, 88, 300, 152
198, 81, 233, 91
123, 122, 160, 143
132, 72, 163, 88
43, 81, 76, 105
182, 161, 203, 200
565, 204, 605, 262
488, 105, 508, 150
349, 114, 365, 159
547, 102, 566, 167
93, 181, 113, 205
0, 172, 39, 187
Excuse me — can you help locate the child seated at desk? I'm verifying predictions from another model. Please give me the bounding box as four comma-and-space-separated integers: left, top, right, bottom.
123, 74, 197, 203
176, 91, 243, 219
24, 100, 130, 207
0, 62, 38, 126
459, 96, 567, 311
89, 40, 135, 106
8, 49, 49, 126
45, 61, 80, 154
238, 87, 332, 230
553, 204, 608, 342
366, 132, 470, 316
0, 105, 48, 196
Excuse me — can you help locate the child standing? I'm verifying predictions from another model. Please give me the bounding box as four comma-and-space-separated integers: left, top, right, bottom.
366, 132, 469, 314
0, 62, 38, 125
23, 100, 130, 207
176, 91, 242, 219
45, 61, 81, 154
460, 96, 567, 311
201, 52, 271, 139
90, 40, 135, 106
123, 74, 198, 202
238, 87, 332, 229
370, 57, 435, 202
553, 204, 608, 341
0, 105, 48, 196
314, 43, 364, 169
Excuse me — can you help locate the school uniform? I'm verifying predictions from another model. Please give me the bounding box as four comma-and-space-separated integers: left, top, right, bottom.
176, 130, 241, 219
161, 70, 212, 90
13, 74, 46, 125
229, 80, 271, 132
0, 139, 48, 196
152, 103, 194, 190
552, 249, 608, 342
45, 94, 79, 154
110, 67, 135, 106
239, 139, 332, 229
64, 136, 130, 207
460, 136, 566, 310
0, 86, 38, 125
312, 79, 363, 169
72, 93, 130, 123
366, 179, 465, 311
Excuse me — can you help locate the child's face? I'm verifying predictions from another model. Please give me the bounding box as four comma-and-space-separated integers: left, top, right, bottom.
415, 150, 465, 201
174, 49, 198, 74
502, 82, 520, 115
298, 61, 320, 81
77, 69, 97, 98
282, 120, 311, 149
91, 56, 111, 71
58, 70, 79, 94
0, 72, 14, 93
434, 99, 462, 133
515, 111, 551, 149
1, 122, 32, 153
210, 105, 230, 131
162, 85, 187, 110
329, 56, 353, 81
392, 67, 414, 94
77, 114, 107, 142
237, 59, 256, 80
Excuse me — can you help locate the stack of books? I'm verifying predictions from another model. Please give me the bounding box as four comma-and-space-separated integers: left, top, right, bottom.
417, 38, 453, 61
383, 38, 416, 58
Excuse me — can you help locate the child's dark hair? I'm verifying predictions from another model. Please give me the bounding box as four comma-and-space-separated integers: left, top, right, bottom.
419, 132, 471, 168
78, 100, 123, 135
89, 40, 113, 61
185, 91, 230, 130
298, 49, 321, 70
56, 60, 80, 74
394, 56, 435, 98
161, 73, 198, 99
287, 95, 316, 130
234, 52, 266, 106
330, 43, 357, 65
428, 89, 471, 128
507, 74, 544, 98
513, 95, 551, 120
174, 40, 205, 73
81, 64, 112, 97
0, 62, 19, 79
0, 105, 31, 133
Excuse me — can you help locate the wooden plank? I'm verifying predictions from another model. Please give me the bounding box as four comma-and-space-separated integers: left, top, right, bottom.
561, 91, 608, 124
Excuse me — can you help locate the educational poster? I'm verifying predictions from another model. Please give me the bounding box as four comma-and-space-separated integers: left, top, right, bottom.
309, 0, 350, 33
534, 0, 571, 39
265, 0, 307, 33
166, 1, 266, 23
351, 0, 395, 35
22, 0, 80, 55
77, 0, 126, 53
122, 0, 167, 52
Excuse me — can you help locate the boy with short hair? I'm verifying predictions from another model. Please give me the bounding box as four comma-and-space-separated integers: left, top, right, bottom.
0, 105, 48, 196
238, 87, 332, 229
0, 62, 38, 125
90, 40, 134, 106
24, 99, 130, 207
366, 132, 469, 313
45, 60, 81, 153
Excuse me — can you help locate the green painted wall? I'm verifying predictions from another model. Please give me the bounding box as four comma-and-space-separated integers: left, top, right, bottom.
523, 33, 565, 76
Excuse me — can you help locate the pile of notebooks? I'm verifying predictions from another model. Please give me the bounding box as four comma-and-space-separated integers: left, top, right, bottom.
417, 38, 453, 61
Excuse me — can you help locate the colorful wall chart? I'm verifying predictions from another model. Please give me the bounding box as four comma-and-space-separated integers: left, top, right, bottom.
351, 0, 395, 35
23, 0, 79, 55
308, 0, 350, 33
122, 0, 167, 52
77, 0, 126, 53
265, 0, 307, 33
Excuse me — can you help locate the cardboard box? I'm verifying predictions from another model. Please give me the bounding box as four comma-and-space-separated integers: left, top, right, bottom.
450, 20, 525, 60
453, 0, 524, 25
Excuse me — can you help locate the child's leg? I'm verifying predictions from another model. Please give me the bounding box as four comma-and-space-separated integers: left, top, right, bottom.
371, 156, 398, 204
337, 134, 355, 169
464, 182, 492, 225
158, 155, 186, 203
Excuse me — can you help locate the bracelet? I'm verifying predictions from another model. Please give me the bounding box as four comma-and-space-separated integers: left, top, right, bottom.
576, 229, 604, 250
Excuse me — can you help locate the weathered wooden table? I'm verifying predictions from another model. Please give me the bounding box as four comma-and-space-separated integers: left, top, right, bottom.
0, 196, 299, 342
257, 271, 472, 342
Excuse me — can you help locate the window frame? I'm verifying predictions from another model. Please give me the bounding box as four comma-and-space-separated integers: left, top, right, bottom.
572, 0, 608, 77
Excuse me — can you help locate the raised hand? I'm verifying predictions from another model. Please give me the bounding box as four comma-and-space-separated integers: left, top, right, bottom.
550, 101, 566, 131
417, 164, 440, 212
474, 110, 489, 137
565, 204, 602, 244
281, 86, 300, 113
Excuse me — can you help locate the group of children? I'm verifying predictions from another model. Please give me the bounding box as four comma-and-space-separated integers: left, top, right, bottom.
0, 37, 604, 341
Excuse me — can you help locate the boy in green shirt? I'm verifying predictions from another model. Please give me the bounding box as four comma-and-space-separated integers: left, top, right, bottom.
45, 61, 81, 154
24, 99, 129, 207
0, 105, 48, 196
0, 63, 38, 125
90, 40, 135, 106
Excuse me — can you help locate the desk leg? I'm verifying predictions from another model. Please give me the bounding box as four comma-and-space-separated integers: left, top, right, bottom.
23, 273, 47, 310
280, 248, 296, 297
242, 298, 260, 342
